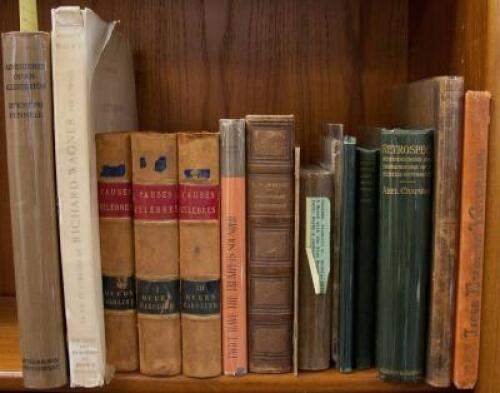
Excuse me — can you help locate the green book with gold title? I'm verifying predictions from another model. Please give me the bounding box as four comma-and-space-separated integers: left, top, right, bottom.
376, 128, 433, 382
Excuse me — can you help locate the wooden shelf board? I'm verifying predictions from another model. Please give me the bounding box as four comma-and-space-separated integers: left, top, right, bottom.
0, 297, 447, 392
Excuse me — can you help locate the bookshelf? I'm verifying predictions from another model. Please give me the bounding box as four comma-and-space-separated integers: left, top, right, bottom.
0, 297, 439, 392
0, 0, 497, 392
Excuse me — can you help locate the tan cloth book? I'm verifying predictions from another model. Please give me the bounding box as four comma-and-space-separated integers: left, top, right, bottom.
1, 31, 67, 389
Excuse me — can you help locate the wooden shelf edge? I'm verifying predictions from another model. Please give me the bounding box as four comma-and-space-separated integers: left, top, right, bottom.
0, 296, 449, 392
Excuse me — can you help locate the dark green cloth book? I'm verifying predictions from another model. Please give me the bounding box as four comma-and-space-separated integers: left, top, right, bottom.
339, 135, 356, 373
354, 146, 379, 369
376, 128, 433, 382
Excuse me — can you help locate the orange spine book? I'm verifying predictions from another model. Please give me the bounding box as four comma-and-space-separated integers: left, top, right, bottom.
96, 132, 139, 372
131, 132, 181, 376
220, 120, 247, 376
453, 91, 491, 389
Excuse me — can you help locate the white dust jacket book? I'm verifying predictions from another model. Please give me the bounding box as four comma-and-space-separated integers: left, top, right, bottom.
51, 6, 137, 387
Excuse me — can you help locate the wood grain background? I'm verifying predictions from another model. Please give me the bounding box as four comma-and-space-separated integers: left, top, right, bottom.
0, 0, 408, 295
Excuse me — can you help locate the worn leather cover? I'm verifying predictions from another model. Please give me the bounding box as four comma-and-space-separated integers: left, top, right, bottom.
178, 132, 221, 378
2, 32, 67, 389
246, 115, 295, 373
131, 132, 181, 376
339, 136, 356, 373
354, 146, 378, 369
298, 166, 333, 370
96, 132, 138, 372
454, 91, 491, 389
377, 129, 433, 382
318, 123, 343, 366
394, 77, 464, 387
220, 120, 247, 376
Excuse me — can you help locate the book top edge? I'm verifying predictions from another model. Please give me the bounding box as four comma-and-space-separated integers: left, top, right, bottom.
383, 128, 434, 135
245, 114, 294, 120
2, 31, 50, 37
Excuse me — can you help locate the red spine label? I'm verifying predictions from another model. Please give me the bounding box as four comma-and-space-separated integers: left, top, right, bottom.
179, 184, 219, 220
133, 184, 178, 220
98, 182, 132, 218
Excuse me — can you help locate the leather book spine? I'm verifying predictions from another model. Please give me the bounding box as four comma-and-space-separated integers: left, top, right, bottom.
453, 91, 491, 389
377, 129, 433, 382
354, 146, 379, 369
131, 132, 181, 376
426, 77, 464, 387
178, 132, 221, 378
298, 166, 333, 370
96, 132, 138, 372
1, 32, 67, 389
339, 136, 357, 373
220, 120, 247, 376
246, 115, 295, 373
319, 123, 344, 365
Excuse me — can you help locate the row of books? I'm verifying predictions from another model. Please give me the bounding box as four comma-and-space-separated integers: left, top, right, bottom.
1, 6, 490, 391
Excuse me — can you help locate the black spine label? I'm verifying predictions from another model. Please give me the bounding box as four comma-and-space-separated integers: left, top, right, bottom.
102, 275, 136, 310
181, 279, 221, 315
136, 279, 180, 314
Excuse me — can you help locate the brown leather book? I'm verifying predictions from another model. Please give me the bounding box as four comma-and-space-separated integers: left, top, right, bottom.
394, 77, 464, 387
178, 132, 221, 378
246, 115, 295, 373
454, 91, 491, 389
96, 132, 138, 372
220, 120, 247, 376
131, 132, 181, 376
1, 32, 67, 389
298, 166, 333, 370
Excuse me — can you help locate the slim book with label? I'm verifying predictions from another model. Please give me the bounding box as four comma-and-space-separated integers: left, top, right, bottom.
131, 132, 181, 376
318, 123, 344, 366
1, 32, 67, 389
298, 166, 333, 371
454, 91, 491, 389
354, 146, 378, 369
246, 115, 295, 373
178, 132, 222, 378
52, 6, 137, 387
394, 77, 464, 387
96, 133, 138, 372
377, 128, 433, 382
220, 120, 247, 376
339, 136, 356, 373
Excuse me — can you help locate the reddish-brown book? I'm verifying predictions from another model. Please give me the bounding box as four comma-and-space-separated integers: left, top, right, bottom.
96, 132, 138, 372
220, 120, 247, 376
131, 132, 181, 376
453, 91, 491, 389
178, 132, 222, 378
246, 115, 295, 373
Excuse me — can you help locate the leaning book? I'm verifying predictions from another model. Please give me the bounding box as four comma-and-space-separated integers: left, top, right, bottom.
1, 31, 67, 389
